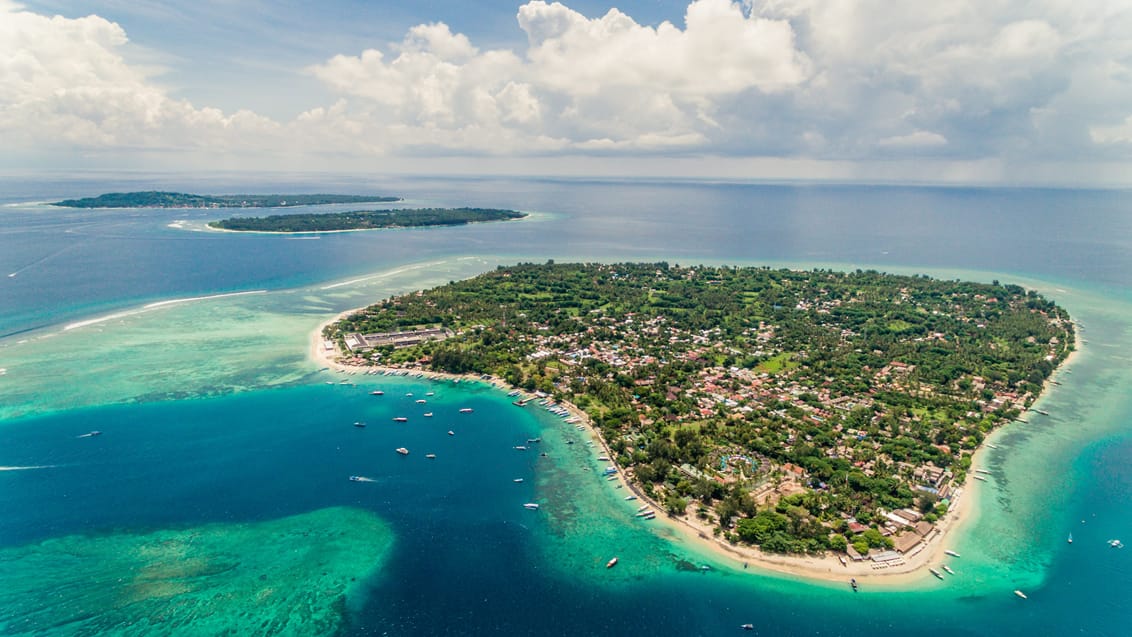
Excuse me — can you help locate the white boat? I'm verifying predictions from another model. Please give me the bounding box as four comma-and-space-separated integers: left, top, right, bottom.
1014, 590, 1028, 599
370, 390, 384, 395
425, 453, 436, 459
416, 399, 426, 404
523, 503, 540, 510
929, 568, 944, 579
606, 557, 618, 568
943, 565, 955, 575
973, 475, 988, 482
944, 550, 961, 558
448, 430, 455, 436
637, 505, 651, 512
395, 447, 409, 455
513, 478, 524, 483
1068, 533, 1073, 544
1109, 539, 1124, 548
459, 408, 473, 413
393, 417, 408, 422
514, 445, 527, 451
423, 412, 433, 417
625, 495, 637, 501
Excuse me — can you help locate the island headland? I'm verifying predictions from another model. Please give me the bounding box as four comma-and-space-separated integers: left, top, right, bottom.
313, 262, 1075, 584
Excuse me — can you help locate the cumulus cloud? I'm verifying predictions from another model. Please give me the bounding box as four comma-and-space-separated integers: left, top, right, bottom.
305, 0, 809, 153
0, 2, 276, 151
2, 0, 1131, 178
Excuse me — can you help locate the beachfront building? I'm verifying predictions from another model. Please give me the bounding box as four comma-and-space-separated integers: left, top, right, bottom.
344, 327, 452, 352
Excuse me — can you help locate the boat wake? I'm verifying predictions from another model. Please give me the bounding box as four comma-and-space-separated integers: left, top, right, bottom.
0, 465, 56, 471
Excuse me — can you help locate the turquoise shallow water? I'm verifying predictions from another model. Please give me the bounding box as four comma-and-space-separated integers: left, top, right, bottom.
2, 177, 1132, 635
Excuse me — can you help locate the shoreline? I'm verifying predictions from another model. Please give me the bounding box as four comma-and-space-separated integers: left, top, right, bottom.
309, 308, 1082, 587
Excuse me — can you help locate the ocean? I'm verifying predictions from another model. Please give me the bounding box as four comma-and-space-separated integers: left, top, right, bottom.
1, 175, 1130, 636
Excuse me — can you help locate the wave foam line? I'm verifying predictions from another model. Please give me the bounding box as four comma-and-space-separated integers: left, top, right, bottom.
143, 289, 266, 309
63, 290, 268, 331
319, 260, 451, 290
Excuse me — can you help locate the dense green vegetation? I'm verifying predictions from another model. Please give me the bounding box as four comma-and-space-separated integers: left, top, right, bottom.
52, 191, 400, 208
329, 262, 1073, 556
209, 208, 527, 232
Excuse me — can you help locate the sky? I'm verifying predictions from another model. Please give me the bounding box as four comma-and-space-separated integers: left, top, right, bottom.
2, 0, 1131, 185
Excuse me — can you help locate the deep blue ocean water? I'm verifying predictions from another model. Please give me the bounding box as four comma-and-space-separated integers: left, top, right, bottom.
2, 175, 1131, 636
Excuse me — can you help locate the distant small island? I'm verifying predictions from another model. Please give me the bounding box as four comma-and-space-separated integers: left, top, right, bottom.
208, 208, 528, 232
52, 191, 402, 209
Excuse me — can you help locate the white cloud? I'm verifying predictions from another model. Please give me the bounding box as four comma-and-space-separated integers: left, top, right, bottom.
1, 0, 1130, 182
0, 2, 277, 151
303, 0, 809, 153
878, 131, 948, 149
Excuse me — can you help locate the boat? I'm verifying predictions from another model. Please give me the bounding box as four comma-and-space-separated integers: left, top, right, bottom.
393, 417, 408, 422
637, 505, 651, 512
850, 578, 858, 592
986, 443, 999, 449
448, 430, 455, 436
740, 624, 754, 631
527, 437, 541, 443
353, 422, 366, 428
370, 390, 384, 395
597, 456, 610, 461
416, 399, 426, 404
973, 475, 988, 482
943, 565, 955, 575
606, 557, 618, 568
406, 392, 413, 397
77, 431, 102, 438
625, 495, 637, 501
523, 503, 540, 510
1014, 590, 1028, 599
974, 469, 991, 475
423, 412, 433, 417
514, 445, 527, 451
426, 392, 434, 396
395, 447, 409, 455
1068, 533, 1073, 544
944, 550, 960, 558
348, 475, 363, 482
513, 478, 524, 483
929, 568, 945, 580
1035, 408, 1050, 416
1109, 539, 1124, 548
425, 453, 436, 459
459, 408, 473, 413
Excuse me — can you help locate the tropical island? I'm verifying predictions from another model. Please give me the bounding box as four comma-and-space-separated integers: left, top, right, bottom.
209, 208, 527, 232
321, 262, 1073, 567
51, 191, 401, 209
